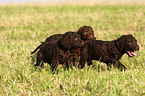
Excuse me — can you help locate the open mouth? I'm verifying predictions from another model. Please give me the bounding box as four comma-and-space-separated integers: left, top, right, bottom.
126, 51, 137, 57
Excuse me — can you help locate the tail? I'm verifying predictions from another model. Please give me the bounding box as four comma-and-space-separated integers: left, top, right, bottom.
31, 42, 44, 54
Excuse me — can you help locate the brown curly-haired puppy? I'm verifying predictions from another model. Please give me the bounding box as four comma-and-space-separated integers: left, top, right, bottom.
36, 32, 84, 71
78, 34, 139, 71
31, 25, 95, 54
77, 25, 95, 41
31, 25, 95, 66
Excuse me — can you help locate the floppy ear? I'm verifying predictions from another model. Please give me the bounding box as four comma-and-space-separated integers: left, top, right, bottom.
115, 35, 127, 51
77, 26, 85, 39
59, 34, 72, 49
126, 34, 134, 41
115, 40, 124, 51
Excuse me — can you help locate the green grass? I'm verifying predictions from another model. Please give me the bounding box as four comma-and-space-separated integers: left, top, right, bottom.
0, 4, 145, 95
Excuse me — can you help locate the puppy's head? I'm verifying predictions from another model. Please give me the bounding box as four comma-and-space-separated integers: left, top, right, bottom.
124, 35, 139, 57
59, 32, 84, 49
72, 36, 84, 48
77, 25, 96, 41
116, 34, 139, 57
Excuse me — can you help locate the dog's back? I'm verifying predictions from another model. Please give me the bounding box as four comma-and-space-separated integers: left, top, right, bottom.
83, 40, 111, 59
45, 34, 63, 43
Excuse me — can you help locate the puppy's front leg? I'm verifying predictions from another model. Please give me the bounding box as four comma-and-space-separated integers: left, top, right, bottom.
35, 51, 44, 67
78, 54, 88, 69
78, 46, 88, 69
109, 61, 126, 71
66, 56, 73, 70
115, 61, 127, 71
87, 58, 92, 66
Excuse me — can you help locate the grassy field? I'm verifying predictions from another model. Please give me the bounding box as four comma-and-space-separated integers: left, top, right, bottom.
0, 3, 145, 95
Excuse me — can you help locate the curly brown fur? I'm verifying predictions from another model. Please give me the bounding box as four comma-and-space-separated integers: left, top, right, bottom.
45, 34, 63, 43
35, 32, 84, 71
31, 25, 95, 54
79, 34, 139, 71
31, 25, 95, 66
77, 25, 95, 41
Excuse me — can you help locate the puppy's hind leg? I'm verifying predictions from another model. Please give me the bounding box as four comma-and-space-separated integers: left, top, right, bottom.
51, 58, 59, 72
66, 56, 73, 70
35, 51, 44, 67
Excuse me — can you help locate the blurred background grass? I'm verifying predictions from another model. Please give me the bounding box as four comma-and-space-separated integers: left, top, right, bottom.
0, 0, 145, 6
0, 1, 145, 95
